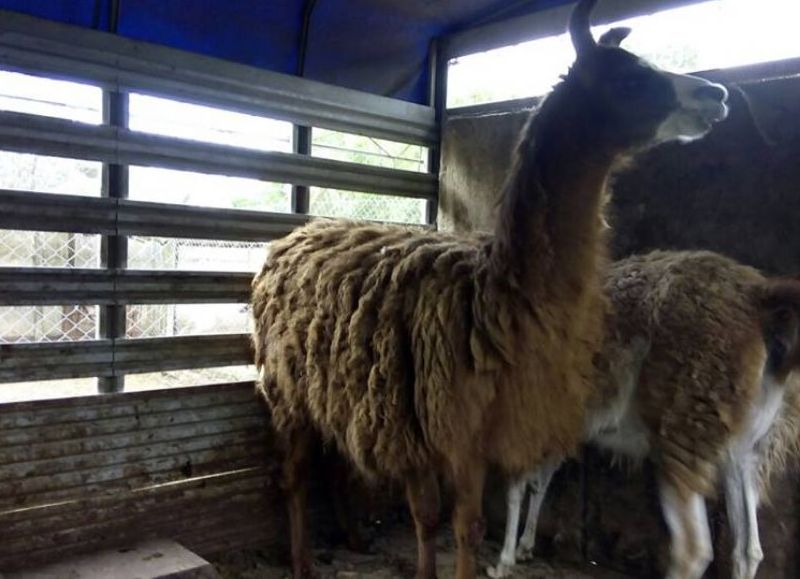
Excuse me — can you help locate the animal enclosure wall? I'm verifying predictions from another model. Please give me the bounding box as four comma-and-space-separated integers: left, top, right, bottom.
0, 9, 438, 571
438, 66, 800, 578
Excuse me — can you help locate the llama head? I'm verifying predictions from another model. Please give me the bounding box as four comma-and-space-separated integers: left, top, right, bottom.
764, 278, 800, 381
566, 0, 729, 151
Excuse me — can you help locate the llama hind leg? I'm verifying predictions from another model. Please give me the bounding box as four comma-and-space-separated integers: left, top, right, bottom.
451, 457, 488, 579
658, 477, 713, 579
487, 477, 525, 578
516, 460, 560, 561
406, 470, 441, 579
723, 454, 764, 579
283, 429, 317, 579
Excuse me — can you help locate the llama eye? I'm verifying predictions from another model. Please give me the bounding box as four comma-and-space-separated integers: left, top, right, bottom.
613, 77, 646, 95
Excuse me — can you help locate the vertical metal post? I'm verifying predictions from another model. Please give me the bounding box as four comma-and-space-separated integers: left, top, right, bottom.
425, 38, 448, 227
98, 89, 129, 393
292, 125, 311, 214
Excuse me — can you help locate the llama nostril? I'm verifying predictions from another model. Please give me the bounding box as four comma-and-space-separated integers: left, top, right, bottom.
693, 84, 728, 103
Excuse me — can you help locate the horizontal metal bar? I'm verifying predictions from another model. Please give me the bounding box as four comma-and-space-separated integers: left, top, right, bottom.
0, 111, 438, 199
0, 189, 308, 240
695, 56, 800, 86
0, 268, 254, 305
116, 198, 310, 240
0, 9, 437, 145
0, 334, 252, 382
443, 0, 700, 60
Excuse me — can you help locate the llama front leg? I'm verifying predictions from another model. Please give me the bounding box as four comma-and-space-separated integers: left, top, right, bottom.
515, 460, 560, 561
283, 430, 317, 579
406, 470, 441, 579
486, 477, 525, 578
451, 457, 488, 579
723, 454, 764, 579
658, 477, 713, 579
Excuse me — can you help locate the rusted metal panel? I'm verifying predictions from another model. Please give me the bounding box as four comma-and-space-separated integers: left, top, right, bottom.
0, 333, 252, 383
1, 483, 271, 553
0, 442, 267, 508
0, 407, 261, 455
0, 384, 278, 570
0, 189, 308, 241
0, 111, 438, 199
0, 382, 257, 428
0, 422, 266, 474
0, 268, 253, 305
0, 465, 270, 526
3, 468, 269, 536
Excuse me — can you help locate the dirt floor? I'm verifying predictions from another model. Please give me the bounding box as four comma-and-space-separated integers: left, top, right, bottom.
211, 525, 632, 579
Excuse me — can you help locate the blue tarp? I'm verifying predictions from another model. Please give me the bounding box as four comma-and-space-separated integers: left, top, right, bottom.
0, 0, 571, 104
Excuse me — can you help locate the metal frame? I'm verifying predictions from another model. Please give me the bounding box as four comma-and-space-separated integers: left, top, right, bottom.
0, 9, 440, 395
98, 89, 128, 393
0, 111, 437, 200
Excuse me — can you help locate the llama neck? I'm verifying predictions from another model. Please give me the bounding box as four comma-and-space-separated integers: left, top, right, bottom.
490, 86, 616, 301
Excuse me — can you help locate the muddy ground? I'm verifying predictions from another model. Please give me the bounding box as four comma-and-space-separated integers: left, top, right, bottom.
211, 524, 632, 579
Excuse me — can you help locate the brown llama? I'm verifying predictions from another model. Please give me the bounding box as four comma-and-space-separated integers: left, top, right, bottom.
250, 1, 729, 577
490, 251, 800, 579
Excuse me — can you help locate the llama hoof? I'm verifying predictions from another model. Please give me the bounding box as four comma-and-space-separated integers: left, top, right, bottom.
515, 546, 534, 562
486, 563, 511, 578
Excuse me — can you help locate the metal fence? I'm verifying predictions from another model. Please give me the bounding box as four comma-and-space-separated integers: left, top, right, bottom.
0, 9, 438, 399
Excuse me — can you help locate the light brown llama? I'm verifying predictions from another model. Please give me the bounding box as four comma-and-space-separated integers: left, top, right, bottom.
250, 1, 730, 577
490, 250, 800, 579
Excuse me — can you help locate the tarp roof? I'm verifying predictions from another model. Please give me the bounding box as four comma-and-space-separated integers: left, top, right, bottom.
0, 0, 572, 104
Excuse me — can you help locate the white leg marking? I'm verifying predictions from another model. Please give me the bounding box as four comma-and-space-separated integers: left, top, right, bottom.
724, 453, 764, 579
724, 457, 749, 579
742, 458, 764, 579
659, 480, 713, 579
487, 478, 525, 578
516, 460, 559, 560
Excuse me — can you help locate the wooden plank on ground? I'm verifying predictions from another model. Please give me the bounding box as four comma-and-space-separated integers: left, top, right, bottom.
4, 538, 221, 579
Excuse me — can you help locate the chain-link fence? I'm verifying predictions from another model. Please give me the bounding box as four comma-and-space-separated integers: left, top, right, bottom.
0, 71, 432, 398
0, 305, 97, 343
309, 188, 427, 224
128, 236, 269, 272
127, 303, 251, 339
0, 230, 100, 268
126, 365, 256, 392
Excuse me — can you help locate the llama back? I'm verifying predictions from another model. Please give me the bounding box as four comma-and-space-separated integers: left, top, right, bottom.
606, 250, 767, 495
251, 219, 488, 478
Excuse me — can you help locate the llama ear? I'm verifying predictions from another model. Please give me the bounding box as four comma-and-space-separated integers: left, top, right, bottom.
598, 27, 632, 47
569, 0, 598, 57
